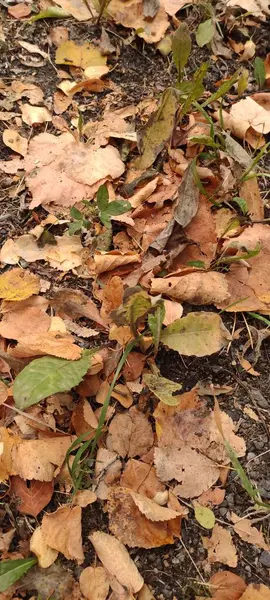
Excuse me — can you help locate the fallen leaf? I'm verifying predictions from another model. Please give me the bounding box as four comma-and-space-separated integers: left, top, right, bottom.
208, 571, 247, 600
226, 0, 269, 19
8, 3, 31, 18
203, 524, 238, 567
73, 490, 97, 507
12, 331, 82, 360
94, 251, 140, 275
108, 487, 182, 548
0, 268, 40, 301
41, 505, 84, 563
239, 178, 264, 220
3, 129, 28, 157
18, 40, 48, 59
107, 406, 154, 458
160, 312, 231, 357
0, 305, 50, 341
11, 436, 73, 481
198, 488, 226, 507
21, 562, 76, 600
243, 406, 259, 421
238, 354, 260, 377
56, 40, 106, 69
240, 39, 256, 61
20, 104, 52, 126
100, 276, 124, 324
216, 97, 270, 148
10, 477, 54, 517
138, 584, 156, 600
108, 0, 169, 43
49, 26, 69, 47
163, 299, 183, 325
136, 88, 178, 169
51, 288, 106, 328
90, 531, 144, 593
55, 0, 94, 20
151, 272, 230, 306
79, 566, 110, 600
121, 459, 165, 499
162, 0, 190, 15
0, 428, 21, 482
0, 234, 85, 271
231, 513, 269, 550
30, 526, 59, 568
143, 371, 182, 406
193, 501, 215, 529
129, 489, 182, 521
238, 584, 270, 599
122, 352, 145, 381
95, 448, 122, 500
0, 381, 8, 405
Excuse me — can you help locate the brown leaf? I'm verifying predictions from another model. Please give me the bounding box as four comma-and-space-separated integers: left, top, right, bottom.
108, 0, 169, 43
49, 26, 69, 47
55, 0, 94, 20
129, 489, 184, 521
3, 129, 28, 157
0, 381, 8, 405
0, 305, 50, 341
121, 459, 165, 499
11, 436, 73, 481
79, 566, 110, 600
21, 104, 52, 126
151, 272, 230, 305
138, 584, 156, 600
239, 178, 264, 220
94, 251, 141, 275
0, 428, 22, 482
176, 194, 217, 268
10, 476, 54, 517
73, 490, 97, 507
231, 513, 269, 550
197, 488, 225, 507
30, 526, 59, 568
238, 584, 270, 599
100, 276, 124, 324
0, 234, 85, 271
122, 352, 145, 382
90, 531, 144, 593
12, 331, 81, 360
71, 398, 98, 438
202, 524, 238, 567
95, 448, 122, 500
51, 288, 106, 328
107, 406, 154, 458
8, 3, 31, 18
163, 299, 183, 325
108, 487, 182, 548
41, 505, 84, 563
209, 571, 247, 600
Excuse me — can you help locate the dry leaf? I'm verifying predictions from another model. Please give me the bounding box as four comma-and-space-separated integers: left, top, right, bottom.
198, 488, 225, 507
151, 272, 230, 305
79, 566, 110, 600
0, 268, 40, 301
41, 505, 84, 563
162, 0, 190, 15
3, 129, 28, 157
8, 3, 31, 18
138, 584, 156, 600
0, 428, 21, 482
49, 26, 69, 47
71, 398, 98, 438
122, 352, 145, 381
163, 299, 183, 325
231, 513, 269, 550
90, 531, 144, 593
0, 234, 85, 271
11, 436, 73, 481
129, 489, 183, 521
0, 305, 50, 341
209, 571, 247, 600
51, 288, 105, 328
238, 354, 260, 377
56, 40, 106, 69
73, 490, 97, 507
95, 448, 122, 500
216, 97, 270, 148
238, 584, 270, 599
10, 476, 54, 517
226, 0, 269, 18
12, 331, 82, 360
100, 276, 124, 323
239, 178, 264, 220
107, 406, 154, 458
108, 0, 169, 43
94, 251, 140, 275
0, 381, 8, 405
30, 526, 59, 568
121, 459, 165, 499
203, 524, 238, 567
55, 0, 95, 20
21, 104, 52, 126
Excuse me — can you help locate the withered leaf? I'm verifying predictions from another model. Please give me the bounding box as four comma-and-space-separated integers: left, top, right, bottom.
10, 476, 54, 517
41, 505, 84, 563
107, 406, 154, 458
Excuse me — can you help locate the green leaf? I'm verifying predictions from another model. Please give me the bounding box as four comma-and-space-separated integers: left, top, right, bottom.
238, 68, 249, 97
172, 23, 191, 81
148, 303, 165, 354
188, 134, 219, 148
37, 229, 57, 248
187, 260, 206, 268
181, 62, 208, 117
161, 312, 230, 357
194, 503, 215, 529
0, 558, 37, 592
68, 221, 83, 235
254, 57, 266, 89
97, 184, 109, 212
105, 199, 132, 217
70, 206, 83, 220
224, 440, 258, 500
201, 69, 240, 108
136, 87, 179, 170
196, 19, 215, 48
232, 196, 249, 215
143, 371, 182, 405
13, 350, 96, 410
216, 244, 260, 265
29, 7, 69, 22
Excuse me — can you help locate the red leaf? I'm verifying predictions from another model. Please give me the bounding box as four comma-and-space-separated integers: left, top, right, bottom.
10, 476, 54, 517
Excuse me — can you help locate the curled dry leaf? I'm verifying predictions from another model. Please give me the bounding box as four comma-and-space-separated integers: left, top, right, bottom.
108, 0, 169, 43
151, 272, 230, 306
122, 352, 145, 381
216, 97, 270, 148
121, 459, 166, 499
129, 489, 183, 521
94, 251, 140, 275
51, 288, 106, 328
3, 129, 28, 157
208, 571, 247, 600
108, 487, 182, 548
10, 476, 54, 517
90, 531, 144, 593
30, 526, 59, 568
41, 505, 84, 563
71, 398, 98, 438
0, 268, 40, 301
107, 406, 154, 458
73, 490, 97, 507
198, 488, 225, 507
231, 513, 269, 550
203, 524, 238, 567
79, 566, 110, 600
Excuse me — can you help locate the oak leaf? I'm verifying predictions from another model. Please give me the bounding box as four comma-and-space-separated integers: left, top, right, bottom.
10, 476, 54, 517
41, 505, 84, 563
79, 566, 109, 600
90, 531, 144, 593
107, 406, 154, 458
202, 524, 238, 567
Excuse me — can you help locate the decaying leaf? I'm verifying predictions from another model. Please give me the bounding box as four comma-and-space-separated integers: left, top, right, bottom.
95, 448, 122, 500
107, 406, 154, 458
0, 233, 85, 271
160, 312, 231, 357
0, 269, 40, 301
10, 436, 73, 481
79, 566, 109, 600
231, 513, 269, 550
143, 371, 182, 406
216, 97, 270, 147
90, 531, 144, 593
203, 524, 238, 567
73, 490, 97, 507
21, 104, 52, 126
56, 40, 106, 69
30, 526, 59, 568
94, 251, 140, 275
151, 272, 230, 305
121, 459, 165, 499
108, 0, 169, 43
51, 288, 106, 328
3, 129, 28, 157
10, 477, 54, 517
41, 505, 84, 563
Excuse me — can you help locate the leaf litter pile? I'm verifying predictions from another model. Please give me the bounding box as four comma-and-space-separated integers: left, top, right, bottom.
0, 0, 270, 598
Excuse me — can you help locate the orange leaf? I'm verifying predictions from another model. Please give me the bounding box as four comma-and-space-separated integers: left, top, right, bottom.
10, 476, 54, 517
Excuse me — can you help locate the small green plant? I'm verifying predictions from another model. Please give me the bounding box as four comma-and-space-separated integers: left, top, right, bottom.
254, 56, 266, 89
68, 184, 131, 235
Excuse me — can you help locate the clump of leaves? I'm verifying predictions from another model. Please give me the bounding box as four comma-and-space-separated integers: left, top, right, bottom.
68, 185, 131, 235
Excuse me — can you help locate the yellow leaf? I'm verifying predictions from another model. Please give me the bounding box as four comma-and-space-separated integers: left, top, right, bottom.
3, 129, 28, 157
0, 268, 40, 301
55, 40, 107, 69
193, 501, 215, 529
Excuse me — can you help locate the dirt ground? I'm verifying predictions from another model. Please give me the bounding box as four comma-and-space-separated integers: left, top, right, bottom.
0, 4, 270, 599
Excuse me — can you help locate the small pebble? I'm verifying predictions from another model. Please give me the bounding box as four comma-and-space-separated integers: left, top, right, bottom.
247, 452, 256, 461
260, 551, 270, 568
